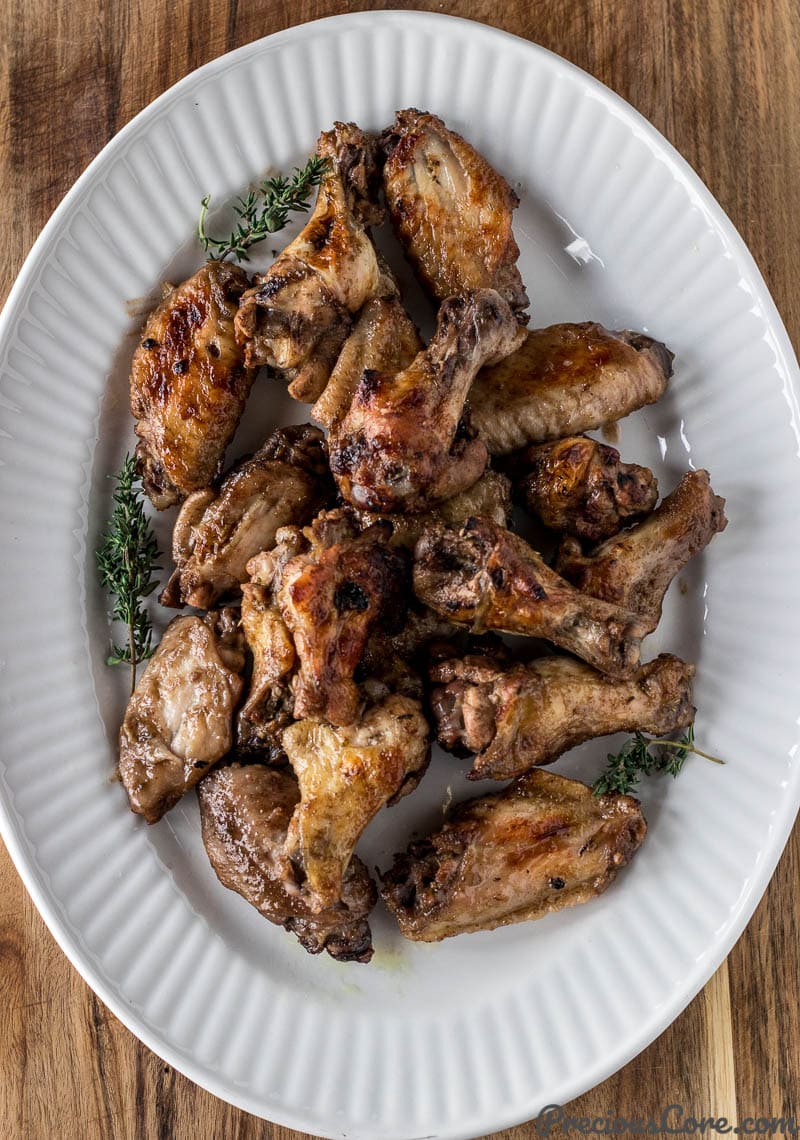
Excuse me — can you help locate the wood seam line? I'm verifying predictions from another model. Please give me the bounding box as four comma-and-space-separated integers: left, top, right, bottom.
703, 959, 738, 1125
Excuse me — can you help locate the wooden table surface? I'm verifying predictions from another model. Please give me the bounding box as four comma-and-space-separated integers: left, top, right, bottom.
1, 1, 798, 1137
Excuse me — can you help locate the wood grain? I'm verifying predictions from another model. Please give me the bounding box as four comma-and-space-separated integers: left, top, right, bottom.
1, 1, 798, 1137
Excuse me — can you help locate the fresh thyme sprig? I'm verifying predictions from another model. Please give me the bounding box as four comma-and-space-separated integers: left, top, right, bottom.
592, 724, 724, 797
198, 155, 329, 262
95, 455, 161, 695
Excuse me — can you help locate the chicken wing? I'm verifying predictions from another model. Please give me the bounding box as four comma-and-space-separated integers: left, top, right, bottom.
506, 436, 658, 541
118, 611, 245, 823
235, 543, 301, 762
413, 518, 649, 678
470, 323, 673, 456
381, 769, 646, 941
131, 261, 256, 508
381, 109, 528, 315
235, 123, 383, 402
311, 268, 422, 434
430, 652, 695, 780
199, 763, 376, 962
160, 425, 332, 609
555, 470, 728, 627
283, 695, 430, 909
352, 468, 512, 550
277, 511, 409, 725
329, 289, 524, 513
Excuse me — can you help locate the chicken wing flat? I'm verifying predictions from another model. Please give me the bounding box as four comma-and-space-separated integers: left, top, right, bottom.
199, 763, 376, 962
160, 425, 332, 609
506, 436, 658, 541
430, 652, 695, 780
235, 544, 301, 761
413, 518, 649, 678
352, 468, 511, 550
235, 123, 383, 402
381, 769, 646, 941
119, 611, 245, 823
556, 470, 728, 628
277, 511, 409, 725
470, 323, 673, 456
131, 261, 256, 509
283, 695, 430, 909
311, 268, 422, 434
381, 109, 528, 315
329, 289, 524, 513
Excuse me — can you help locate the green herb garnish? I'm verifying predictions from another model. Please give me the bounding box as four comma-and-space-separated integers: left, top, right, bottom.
95, 455, 161, 694
592, 724, 724, 797
198, 155, 329, 262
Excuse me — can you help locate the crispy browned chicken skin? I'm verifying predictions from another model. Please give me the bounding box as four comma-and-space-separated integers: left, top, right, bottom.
381, 770, 646, 941
119, 611, 245, 823
235, 123, 383, 402
556, 469, 727, 628
470, 323, 673, 456
131, 261, 256, 508
413, 518, 649, 678
430, 652, 695, 780
329, 289, 524, 513
381, 109, 529, 316
277, 511, 409, 725
161, 425, 332, 609
506, 436, 658, 541
283, 695, 430, 909
199, 763, 376, 962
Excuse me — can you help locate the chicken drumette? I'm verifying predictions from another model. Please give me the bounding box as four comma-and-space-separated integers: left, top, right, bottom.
470, 322, 673, 456
119, 611, 245, 823
505, 436, 658, 541
199, 763, 376, 962
430, 652, 695, 780
235, 123, 383, 402
556, 469, 727, 627
329, 289, 524, 513
381, 770, 646, 941
130, 261, 256, 509
381, 109, 529, 316
413, 518, 649, 678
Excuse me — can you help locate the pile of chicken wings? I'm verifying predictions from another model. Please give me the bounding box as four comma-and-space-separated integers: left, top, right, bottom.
121, 111, 727, 963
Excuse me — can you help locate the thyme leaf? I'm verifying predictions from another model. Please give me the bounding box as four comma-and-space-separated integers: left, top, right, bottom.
592, 724, 724, 797
95, 455, 161, 694
198, 155, 329, 262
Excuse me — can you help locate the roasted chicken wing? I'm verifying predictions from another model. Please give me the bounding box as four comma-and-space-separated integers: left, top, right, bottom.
118, 611, 245, 823
235, 543, 302, 761
413, 518, 649, 678
131, 261, 256, 508
381, 109, 528, 315
277, 511, 409, 725
470, 323, 673, 456
430, 652, 695, 780
556, 470, 727, 627
199, 763, 376, 962
506, 436, 658, 541
283, 695, 430, 908
329, 289, 524, 513
235, 123, 383, 402
381, 770, 646, 941
311, 267, 422, 434
160, 425, 332, 609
